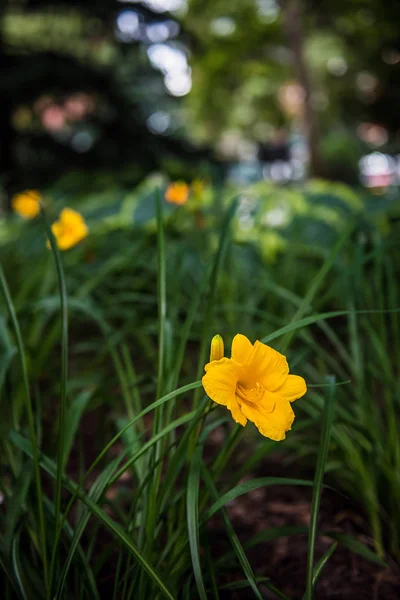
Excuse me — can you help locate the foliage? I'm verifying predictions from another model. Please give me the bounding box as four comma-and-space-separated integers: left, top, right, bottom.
0, 178, 398, 598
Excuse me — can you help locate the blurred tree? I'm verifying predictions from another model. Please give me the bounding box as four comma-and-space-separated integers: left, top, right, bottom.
1, 0, 400, 191
0, 0, 206, 201
183, 0, 400, 179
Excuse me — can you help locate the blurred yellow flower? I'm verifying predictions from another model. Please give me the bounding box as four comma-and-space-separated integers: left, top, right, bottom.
202, 334, 306, 441
49, 208, 88, 251
12, 190, 41, 219
165, 181, 189, 205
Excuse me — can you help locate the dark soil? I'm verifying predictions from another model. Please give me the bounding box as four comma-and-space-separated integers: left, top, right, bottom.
210, 450, 400, 600
72, 408, 400, 599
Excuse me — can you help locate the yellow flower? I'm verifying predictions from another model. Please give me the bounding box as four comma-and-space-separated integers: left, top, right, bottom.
165, 181, 189, 205
48, 208, 88, 251
202, 334, 307, 441
12, 190, 41, 219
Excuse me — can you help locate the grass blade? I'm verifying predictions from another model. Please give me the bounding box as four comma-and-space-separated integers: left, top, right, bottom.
280, 224, 354, 352
9, 431, 176, 600
324, 532, 387, 567
187, 444, 207, 600
302, 542, 337, 599
204, 477, 315, 522
41, 209, 70, 597
305, 376, 336, 600
193, 200, 237, 411
202, 466, 264, 600
0, 263, 49, 592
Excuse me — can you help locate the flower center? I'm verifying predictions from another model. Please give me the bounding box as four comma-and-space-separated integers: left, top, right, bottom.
236, 381, 265, 403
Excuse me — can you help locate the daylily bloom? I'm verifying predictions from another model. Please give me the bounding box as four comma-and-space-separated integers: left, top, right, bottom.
202, 334, 306, 441
12, 190, 41, 219
48, 208, 88, 251
165, 181, 189, 205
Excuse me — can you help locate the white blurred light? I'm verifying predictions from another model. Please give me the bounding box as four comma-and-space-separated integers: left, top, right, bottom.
327, 56, 348, 76
359, 152, 395, 176
147, 111, 171, 133
256, 0, 279, 22
210, 17, 236, 37
147, 43, 187, 74
290, 158, 306, 181
117, 10, 139, 33
147, 43, 191, 95
117, 0, 187, 13
116, 10, 140, 41
270, 161, 292, 182
164, 71, 192, 96
146, 20, 179, 42
262, 205, 289, 227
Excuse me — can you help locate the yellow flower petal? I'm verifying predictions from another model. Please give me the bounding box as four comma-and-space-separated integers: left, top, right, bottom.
229, 395, 247, 426
12, 190, 41, 219
202, 358, 238, 407
240, 399, 295, 441
245, 340, 289, 392
48, 208, 88, 251
165, 182, 189, 205
231, 333, 253, 364
275, 374, 307, 402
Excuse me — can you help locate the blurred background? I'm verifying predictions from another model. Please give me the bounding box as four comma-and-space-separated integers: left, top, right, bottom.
1, 0, 400, 199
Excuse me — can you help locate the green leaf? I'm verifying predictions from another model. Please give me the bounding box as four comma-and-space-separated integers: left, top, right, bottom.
204, 477, 315, 522
9, 431, 175, 600
42, 207, 71, 595
62, 389, 93, 468
279, 222, 354, 352
202, 467, 264, 600
324, 532, 387, 567
0, 262, 49, 591
305, 376, 336, 600
302, 542, 337, 599
187, 444, 207, 600
4, 461, 33, 555
55, 457, 121, 599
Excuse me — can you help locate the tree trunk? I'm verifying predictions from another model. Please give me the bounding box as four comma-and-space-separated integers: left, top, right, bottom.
280, 0, 322, 177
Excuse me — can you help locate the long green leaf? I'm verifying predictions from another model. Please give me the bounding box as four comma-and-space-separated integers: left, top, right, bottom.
324, 532, 387, 567
204, 477, 315, 522
187, 444, 207, 600
55, 457, 121, 599
9, 432, 175, 600
302, 542, 337, 599
261, 308, 400, 345
202, 467, 263, 600
41, 209, 70, 598
305, 376, 336, 600
280, 224, 354, 352
4, 461, 33, 555
0, 263, 49, 592
193, 199, 237, 411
